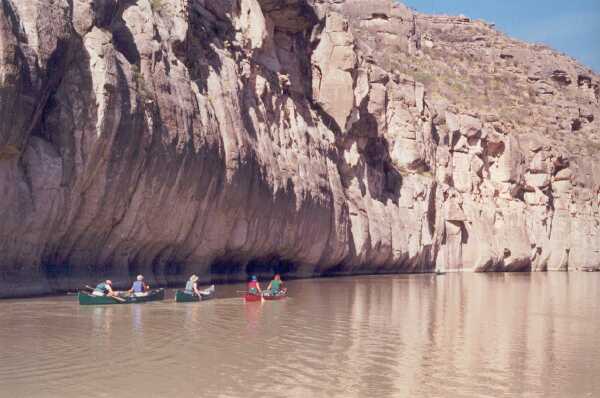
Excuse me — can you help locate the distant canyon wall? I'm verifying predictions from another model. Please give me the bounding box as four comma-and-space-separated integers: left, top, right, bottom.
0, 0, 599, 297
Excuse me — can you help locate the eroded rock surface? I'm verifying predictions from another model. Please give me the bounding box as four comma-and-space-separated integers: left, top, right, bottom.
1, 0, 599, 297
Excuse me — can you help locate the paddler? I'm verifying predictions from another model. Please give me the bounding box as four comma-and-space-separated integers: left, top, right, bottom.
184, 274, 202, 296
247, 275, 262, 296
92, 280, 116, 297
266, 273, 284, 295
128, 274, 149, 296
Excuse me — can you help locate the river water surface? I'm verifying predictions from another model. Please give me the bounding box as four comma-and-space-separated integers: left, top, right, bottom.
1, 273, 599, 398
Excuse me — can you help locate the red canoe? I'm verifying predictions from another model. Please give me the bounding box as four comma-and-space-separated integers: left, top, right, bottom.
244, 293, 262, 302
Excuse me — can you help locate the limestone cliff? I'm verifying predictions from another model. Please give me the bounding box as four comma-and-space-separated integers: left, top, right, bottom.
0, 0, 598, 297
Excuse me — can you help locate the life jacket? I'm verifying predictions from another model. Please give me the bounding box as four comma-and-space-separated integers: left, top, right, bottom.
248, 281, 259, 294
94, 283, 108, 294
270, 279, 282, 292
131, 281, 144, 293
184, 280, 194, 294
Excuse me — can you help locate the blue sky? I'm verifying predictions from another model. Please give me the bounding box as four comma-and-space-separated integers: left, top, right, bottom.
402, 0, 600, 72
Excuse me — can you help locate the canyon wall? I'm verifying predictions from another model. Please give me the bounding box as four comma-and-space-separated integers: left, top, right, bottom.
0, 0, 599, 297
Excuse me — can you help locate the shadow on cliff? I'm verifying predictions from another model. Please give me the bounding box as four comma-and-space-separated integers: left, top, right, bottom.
205, 157, 326, 283
32, 5, 230, 290
35, 36, 101, 290
107, 0, 141, 65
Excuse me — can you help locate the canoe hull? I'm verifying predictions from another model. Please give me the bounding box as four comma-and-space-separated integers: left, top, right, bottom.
263, 290, 288, 301
245, 289, 288, 302
244, 294, 262, 302
78, 289, 165, 305
175, 286, 216, 303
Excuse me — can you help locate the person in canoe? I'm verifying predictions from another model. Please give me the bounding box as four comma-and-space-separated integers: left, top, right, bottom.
266, 273, 285, 295
128, 274, 149, 296
184, 275, 202, 296
247, 275, 262, 296
92, 280, 116, 297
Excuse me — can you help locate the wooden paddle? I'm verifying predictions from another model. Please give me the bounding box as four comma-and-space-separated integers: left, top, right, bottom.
110, 295, 126, 303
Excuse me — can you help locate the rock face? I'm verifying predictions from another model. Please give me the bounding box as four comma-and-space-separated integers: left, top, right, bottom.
0, 0, 598, 297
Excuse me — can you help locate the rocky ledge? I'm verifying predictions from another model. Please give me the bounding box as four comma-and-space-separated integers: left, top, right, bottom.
0, 0, 598, 297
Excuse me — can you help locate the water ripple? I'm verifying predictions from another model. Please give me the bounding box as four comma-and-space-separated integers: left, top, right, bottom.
1, 274, 599, 397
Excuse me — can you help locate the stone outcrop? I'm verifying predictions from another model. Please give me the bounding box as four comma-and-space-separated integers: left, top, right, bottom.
0, 0, 598, 297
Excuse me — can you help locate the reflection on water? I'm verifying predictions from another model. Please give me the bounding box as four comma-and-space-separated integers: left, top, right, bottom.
0, 273, 599, 397
131, 305, 143, 335
91, 306, 114, 334
245, 300, 263, 332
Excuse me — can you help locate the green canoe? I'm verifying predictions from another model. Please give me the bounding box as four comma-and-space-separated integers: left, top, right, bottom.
78, 289, 165, 305
175, 285, 216, 303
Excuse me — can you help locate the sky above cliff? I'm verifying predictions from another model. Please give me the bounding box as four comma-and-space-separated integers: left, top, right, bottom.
402, 0, 600, 72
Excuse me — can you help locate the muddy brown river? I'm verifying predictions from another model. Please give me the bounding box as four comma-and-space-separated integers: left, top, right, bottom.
1, 273, 599, 397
